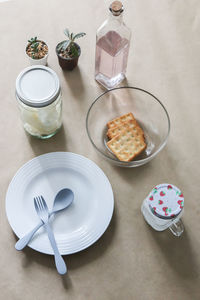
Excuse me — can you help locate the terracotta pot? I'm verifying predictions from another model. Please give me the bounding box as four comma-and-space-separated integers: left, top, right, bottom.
56, 42, 81, 70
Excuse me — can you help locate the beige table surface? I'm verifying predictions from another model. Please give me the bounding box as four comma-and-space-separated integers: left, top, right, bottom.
0, 0, 200, 299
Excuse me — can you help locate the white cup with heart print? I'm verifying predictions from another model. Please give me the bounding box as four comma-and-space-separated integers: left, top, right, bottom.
141, 183, 184, 236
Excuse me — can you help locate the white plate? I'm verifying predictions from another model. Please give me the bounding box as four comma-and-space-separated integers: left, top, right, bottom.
6, 152, 114, 255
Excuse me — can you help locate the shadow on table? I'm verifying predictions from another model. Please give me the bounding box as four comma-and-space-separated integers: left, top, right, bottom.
14, 207, 117, 289
61, 66, 85, 100
27, 125, 67, 157
112, 161, 152, 184
149, 225, 199, 279
12, 225, 74, 289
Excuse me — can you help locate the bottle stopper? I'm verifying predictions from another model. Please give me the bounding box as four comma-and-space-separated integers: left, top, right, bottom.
110, 1, 124, 16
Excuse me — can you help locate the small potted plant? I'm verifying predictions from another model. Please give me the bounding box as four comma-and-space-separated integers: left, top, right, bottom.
26, 37, 48, 66
56, 29, 86, 70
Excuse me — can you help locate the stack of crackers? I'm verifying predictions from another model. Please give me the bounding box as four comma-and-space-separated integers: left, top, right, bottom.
106, 112, 146, 162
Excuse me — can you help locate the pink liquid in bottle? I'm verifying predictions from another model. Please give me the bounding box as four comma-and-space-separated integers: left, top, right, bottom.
95, 31, 130, 89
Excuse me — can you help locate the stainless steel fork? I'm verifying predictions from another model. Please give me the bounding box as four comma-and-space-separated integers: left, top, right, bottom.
34, 196, 67, 275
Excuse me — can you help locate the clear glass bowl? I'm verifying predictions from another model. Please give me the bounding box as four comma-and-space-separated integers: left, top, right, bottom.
86, 87, 170, 167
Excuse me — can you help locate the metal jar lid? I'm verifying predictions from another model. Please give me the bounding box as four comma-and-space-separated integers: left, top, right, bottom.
16, 65, 61, 108
147, 183, 184, 219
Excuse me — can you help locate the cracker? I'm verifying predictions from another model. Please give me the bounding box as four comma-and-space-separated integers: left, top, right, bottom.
107, 119, 144, 140
107, 112, 135, 129
106, 129, 146, 162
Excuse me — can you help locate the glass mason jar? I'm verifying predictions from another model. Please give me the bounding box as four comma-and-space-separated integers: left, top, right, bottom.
95, 1, 131, 89
16, 65, 62, 139
141, 184, 184, 237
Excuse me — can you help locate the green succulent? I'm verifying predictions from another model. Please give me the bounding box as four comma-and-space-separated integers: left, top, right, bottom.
28, 37, 40, 58
57, 29, 86, 57
28, 37, 38, 44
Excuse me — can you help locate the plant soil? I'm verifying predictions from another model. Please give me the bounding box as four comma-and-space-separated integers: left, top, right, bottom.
58, 45, 78, 59
26, 41, 48, 59
59, 48, 74, 59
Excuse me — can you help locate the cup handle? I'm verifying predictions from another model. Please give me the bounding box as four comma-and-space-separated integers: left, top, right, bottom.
169, 218, 184, 237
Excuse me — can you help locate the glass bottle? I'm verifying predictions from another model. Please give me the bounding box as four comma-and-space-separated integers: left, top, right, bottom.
95, 1, 131, 89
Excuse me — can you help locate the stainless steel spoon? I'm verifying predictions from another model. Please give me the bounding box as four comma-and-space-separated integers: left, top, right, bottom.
15, 188, 74, 251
